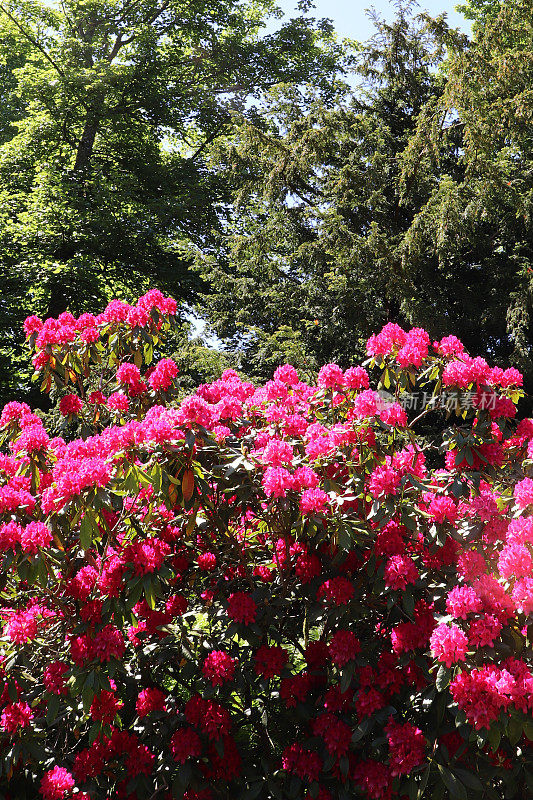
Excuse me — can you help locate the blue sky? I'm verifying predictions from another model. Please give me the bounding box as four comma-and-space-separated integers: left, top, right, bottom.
267, 0, 471, 39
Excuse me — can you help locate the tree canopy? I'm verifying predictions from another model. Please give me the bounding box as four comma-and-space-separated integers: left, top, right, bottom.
0, 0, 532, 414
0, 0, 342, 405
195, 2, 533, 411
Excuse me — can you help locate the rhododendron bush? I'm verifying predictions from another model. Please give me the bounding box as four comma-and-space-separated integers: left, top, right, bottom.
1, 295, 533, 800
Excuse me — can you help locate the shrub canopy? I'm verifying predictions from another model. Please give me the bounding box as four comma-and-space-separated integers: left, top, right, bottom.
0, 292, 532, 800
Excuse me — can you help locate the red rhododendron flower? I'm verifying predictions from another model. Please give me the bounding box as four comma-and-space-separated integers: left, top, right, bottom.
170, 727, 202, 763
202, 650, 237, 685
1, 701, 33, 732
282, 743, 322, 781
255, 644, 289, 678
43, 662, 69, 696
385, 717, 426, 776
317, 577, 354, 606
227, 592, 257, 625
328, 629, 361, 667
384, 555, 419, 590
136, 687, 167, 717
90, 690, 123, 724
59, 394, 83, 416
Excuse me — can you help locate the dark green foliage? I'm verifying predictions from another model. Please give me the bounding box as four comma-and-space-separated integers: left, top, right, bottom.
197, 3, 533, 411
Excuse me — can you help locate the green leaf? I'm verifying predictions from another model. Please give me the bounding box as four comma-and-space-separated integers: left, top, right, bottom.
507, 715, 522, 746
351, 721, 368, 743
435, 665, 450, 692
88, 723, 101, 745
416, 764, 431, 799
144, 582, 156, 610
453, 768, 483, 791
242, 783, 264, 800
523, 721, 533, 741
82, 682, 95, 713
487, 725, 501, 752
438, 766, 467, 800
80, 510, 97, 550
402, 587, 415, 616
340, 661, 355, 693
152, 463, 163, 495
46, 694, 60, 726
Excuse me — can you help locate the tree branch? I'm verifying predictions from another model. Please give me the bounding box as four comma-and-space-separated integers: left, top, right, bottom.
0, 1, 67, 80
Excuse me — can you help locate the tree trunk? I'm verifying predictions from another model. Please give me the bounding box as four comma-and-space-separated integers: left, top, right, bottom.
73, 115, 99, 172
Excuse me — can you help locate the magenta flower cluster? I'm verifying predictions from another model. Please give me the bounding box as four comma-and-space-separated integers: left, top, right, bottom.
0, 294, 530, 799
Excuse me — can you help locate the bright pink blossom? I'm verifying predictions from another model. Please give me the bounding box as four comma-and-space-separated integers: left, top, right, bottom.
40, 766, 75, 800
515, 478, 533, 510
430, 624, 468, 667
300, 487, 329, 515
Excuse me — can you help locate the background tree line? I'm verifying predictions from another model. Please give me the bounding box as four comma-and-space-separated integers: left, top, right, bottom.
0, 0, 531, 411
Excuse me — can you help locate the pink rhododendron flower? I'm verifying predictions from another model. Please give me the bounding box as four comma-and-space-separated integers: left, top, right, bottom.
20, 521, 52, 554
300, 487, 329, 515
317, 363, 344, 388
274, 364, 299, 385
40, 766, 75, 800
344, 365, 369, 389
107, 391, 129, 412
366, 323, 407, 358
262, 438, 294, 466
369, 465, 401, 497
149, 358, 179, 391
514, 478, 533, 510
498, 542, 533, 580
430, 623, 468, 667
262, 466, 293, 498
446, 586, 483, 619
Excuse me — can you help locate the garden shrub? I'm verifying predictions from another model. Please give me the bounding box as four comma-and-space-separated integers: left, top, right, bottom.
0, 293, 532, 800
